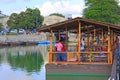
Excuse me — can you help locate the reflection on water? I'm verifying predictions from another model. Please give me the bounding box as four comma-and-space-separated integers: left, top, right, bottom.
0, 45, 48, 80
7, 51, 43, 72
0, 45, 109, 80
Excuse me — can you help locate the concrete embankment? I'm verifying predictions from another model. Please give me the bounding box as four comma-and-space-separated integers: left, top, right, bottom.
0, 33, 49, 46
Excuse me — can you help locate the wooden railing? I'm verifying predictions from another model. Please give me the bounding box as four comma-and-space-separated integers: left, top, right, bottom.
48, 38, 118, 65
48, 51, 112, 64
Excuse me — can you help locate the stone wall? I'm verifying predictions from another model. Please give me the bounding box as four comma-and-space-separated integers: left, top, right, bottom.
0, 33, 48, 43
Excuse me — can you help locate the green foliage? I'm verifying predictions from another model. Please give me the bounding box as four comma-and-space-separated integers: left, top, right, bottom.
83, 0, 120, 24
49, 13, 65, 18
7, 8, 44, 30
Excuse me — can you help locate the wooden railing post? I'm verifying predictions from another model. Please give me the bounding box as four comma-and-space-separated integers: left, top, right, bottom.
87, 28, 90, 51
78, 20, 81, 62
49, 29, 53, 63
94, 28, 96, 40
58, 30, 60, 41
102, 29, 104, 44
65, 27, 68, 50
107, 26, 112, 64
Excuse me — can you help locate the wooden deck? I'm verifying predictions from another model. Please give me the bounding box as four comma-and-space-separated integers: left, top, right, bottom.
46, 64, 111, 75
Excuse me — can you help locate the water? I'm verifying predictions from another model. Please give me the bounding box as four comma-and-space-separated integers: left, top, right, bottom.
0, 45, 48, 80
0, 45, 109, 80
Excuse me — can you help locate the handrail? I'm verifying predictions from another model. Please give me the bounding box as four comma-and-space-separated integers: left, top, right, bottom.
48, 51, 112, 64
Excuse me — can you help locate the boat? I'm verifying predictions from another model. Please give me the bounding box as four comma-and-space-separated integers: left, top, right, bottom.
37, 41, 55, 45
38, 17, 120, 80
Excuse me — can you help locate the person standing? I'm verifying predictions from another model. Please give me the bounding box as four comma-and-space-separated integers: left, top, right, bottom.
55, 39, 63, 61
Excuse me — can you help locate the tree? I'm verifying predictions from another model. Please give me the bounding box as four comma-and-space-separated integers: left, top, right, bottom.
83, 0, 120, 24
7, 8, 44, 30
49, 13, 65, 18
7, 13, 19, 29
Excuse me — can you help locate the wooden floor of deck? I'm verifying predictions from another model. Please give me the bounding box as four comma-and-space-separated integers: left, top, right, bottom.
46, 64, 111, 75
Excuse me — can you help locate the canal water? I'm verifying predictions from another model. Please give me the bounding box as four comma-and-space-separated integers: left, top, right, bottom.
0, 45, 109, 80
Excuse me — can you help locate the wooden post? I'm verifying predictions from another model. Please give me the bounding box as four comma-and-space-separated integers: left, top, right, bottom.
102, 29, 104, 43
111, 30, 113, 51
93, 28, 96, 51
65, 26, 68, 62
108, 27, 111, 52
107, 26, 112, 64
65, 26, 68, 50
78, 20, 81, 62
87, 27, 90, 51
112, 32, 115, 50
58, 30, 60, 41
49, 29, 53, 63
50, 29, 53, 52
94, 28, 96, 40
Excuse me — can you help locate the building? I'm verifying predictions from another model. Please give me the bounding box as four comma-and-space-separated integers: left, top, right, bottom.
0, 11, 9, 28
42, 15, 67, 26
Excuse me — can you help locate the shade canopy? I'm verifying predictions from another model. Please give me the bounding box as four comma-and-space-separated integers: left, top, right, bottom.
38, 17, 120, 34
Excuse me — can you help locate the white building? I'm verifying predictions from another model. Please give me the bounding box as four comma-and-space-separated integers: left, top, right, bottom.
43, 15, 67, 26
0, 12, 9, 28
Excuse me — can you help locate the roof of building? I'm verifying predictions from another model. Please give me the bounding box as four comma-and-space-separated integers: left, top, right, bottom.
39, 17, 120, 34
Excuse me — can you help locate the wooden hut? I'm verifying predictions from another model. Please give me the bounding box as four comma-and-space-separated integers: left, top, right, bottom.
39, 17, 120, 78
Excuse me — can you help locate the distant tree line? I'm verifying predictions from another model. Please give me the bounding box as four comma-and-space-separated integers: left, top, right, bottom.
7, 8, 44, 30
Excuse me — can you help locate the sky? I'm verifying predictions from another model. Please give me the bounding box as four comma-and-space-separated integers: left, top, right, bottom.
0, 0, 85, 18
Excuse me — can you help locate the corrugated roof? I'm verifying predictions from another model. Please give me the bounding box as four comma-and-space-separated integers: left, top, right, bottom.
38, 17, 120, 33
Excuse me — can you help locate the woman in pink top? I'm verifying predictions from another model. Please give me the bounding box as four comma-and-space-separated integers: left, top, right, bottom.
55, 40, 63, 61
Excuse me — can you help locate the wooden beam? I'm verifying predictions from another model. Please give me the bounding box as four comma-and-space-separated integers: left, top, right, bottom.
49, 29, 53, 63
66, 26, 68, 50
58, 30, 60, 41
94, 28, 96, 40
87, 27, 90, 51
102, 29, 104, 43
78, 20, 81, 62
108, 26, 111, 52
50, 29, 53, 52
107, 26, 112, 64
111, 30, 113, 51
51, 51, 108, 54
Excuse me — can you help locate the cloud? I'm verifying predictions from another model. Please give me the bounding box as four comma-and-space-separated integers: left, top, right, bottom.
36, 0, 85, 18
2, 0, 85, 18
